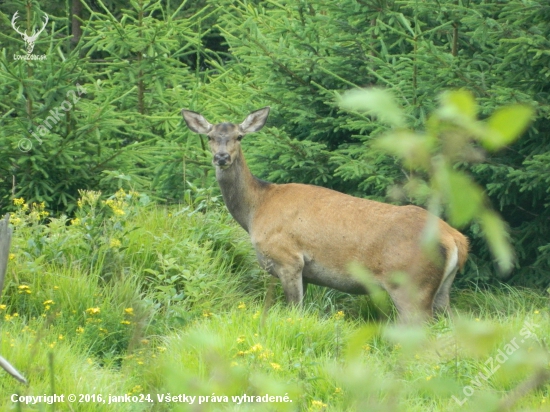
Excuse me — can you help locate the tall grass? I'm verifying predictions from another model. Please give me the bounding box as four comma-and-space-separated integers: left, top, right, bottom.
0, 190, 548, 411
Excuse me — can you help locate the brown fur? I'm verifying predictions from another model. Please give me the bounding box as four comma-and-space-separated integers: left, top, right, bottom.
182, 107, 469, 322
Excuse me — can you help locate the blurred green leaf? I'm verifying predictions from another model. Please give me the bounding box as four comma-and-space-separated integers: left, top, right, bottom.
338, 88, 406, 128
483, 105, 534, 150
383, 324, 427, 354
348, 262, 391, 313
455, 318, 504, 357
446, 170, 484, 227
375, 131, 432, 169
442, 89, 478, 120
479, 210, 514, 273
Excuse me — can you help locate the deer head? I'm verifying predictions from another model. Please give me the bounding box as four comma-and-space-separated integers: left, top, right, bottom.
181, 107, 270, 169
11, 11, 49, 55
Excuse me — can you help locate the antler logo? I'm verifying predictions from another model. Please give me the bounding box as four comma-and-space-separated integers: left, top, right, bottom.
11, 11, 48, 55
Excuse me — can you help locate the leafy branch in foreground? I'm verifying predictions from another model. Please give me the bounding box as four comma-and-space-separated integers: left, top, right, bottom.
339, 88, 534, 274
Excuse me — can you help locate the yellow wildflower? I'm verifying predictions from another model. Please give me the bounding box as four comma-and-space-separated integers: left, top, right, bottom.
76, 327, 84, 334
130, 385, 143, 394
202, 310, 212, 318
121, 320, 131, 325
311, 400, 327, 409
333, 310, 345, 320
58, 334, 64, 340
43, 300, 54, 305
10, 217, 22, 225
534, 310, 540, 314
270, 362, 281, 371
0, 304, 6, 311
237, 302, 246, 310
334, 387, 342, 395
13, 197, 25, 206
99, 328, 108, 334
8, 253, 15, 261
86, 307, 100, 315
249, 343, 263, 353
236, 335, 246, 344
124, 308, 134, 315
110, 238, 122, 248
70, 218, 81, 226
258, 350, 273, 360
18, 285, 31, 294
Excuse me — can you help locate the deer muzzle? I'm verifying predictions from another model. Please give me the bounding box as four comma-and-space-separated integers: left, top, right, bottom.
213, 152, 231, 167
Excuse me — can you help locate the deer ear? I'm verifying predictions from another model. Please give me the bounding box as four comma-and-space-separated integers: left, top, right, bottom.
181, 109, 213, 134
239, 107, 270, 134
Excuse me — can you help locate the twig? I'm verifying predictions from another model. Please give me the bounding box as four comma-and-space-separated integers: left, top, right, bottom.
0, 214, 29, 385
0, 356, 28, 384
0, 214, 12, 298
498, 368, 550, 410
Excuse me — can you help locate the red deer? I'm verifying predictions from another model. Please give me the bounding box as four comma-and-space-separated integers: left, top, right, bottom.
182, 107, 469, 321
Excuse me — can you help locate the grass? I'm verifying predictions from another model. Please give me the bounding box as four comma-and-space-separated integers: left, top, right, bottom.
0, 190, 549, 411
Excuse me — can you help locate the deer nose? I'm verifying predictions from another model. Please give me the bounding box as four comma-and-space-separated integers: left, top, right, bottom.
214, 152, 231, 166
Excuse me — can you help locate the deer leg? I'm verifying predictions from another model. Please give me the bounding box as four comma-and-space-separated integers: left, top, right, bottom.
256, 248, 305, 306
433, 267, 458, 315
266, 255, 305, 306
384, 273, 436, 323
387, 287, 434, 323
302, 279, 309, 298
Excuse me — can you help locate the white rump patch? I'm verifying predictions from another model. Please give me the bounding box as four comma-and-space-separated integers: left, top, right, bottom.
443, 245, 459, 283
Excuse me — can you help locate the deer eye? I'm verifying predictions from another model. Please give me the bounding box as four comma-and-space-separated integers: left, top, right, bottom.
237, 135, 243, 141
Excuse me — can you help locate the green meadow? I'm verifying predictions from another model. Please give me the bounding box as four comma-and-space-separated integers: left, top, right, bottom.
0, 190, 548, 411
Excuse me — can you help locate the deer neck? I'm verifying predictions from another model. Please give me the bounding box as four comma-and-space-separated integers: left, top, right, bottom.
215, 148, 268, 233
